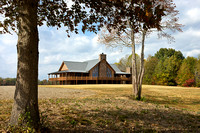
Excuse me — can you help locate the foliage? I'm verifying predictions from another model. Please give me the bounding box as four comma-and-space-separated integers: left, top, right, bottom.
115, 54, 140, 72
176, 57, 197, 86
143, 49, 200, 87
143, 56, 159, 84
115, 54, 132, 72
145, 48, 184, 86
155, 48, 184, 61
182, 79, 195, 87
0, 78, 50, 86
195, 58, 200, 87
38, 79, 48, 85
0, 77, 16, 86
184, 57, 198, 74
163, 55, 182, 85
0, 0, 131, 35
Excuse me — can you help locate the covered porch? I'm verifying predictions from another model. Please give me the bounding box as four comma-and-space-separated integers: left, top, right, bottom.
48, 71, 131, 85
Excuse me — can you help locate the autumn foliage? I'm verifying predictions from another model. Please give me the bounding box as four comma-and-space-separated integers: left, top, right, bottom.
182, 79, 195, 87
117, 48, 200, 87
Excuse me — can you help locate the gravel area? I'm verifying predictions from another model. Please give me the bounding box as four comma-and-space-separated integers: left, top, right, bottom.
0, 86, 96, 100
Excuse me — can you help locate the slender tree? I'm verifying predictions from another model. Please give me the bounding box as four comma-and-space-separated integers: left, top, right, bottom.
0, 0, 132, 130
98, 0, 182, 100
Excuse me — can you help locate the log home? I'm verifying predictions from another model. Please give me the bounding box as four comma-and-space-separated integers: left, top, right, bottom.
48, 53, 131, 85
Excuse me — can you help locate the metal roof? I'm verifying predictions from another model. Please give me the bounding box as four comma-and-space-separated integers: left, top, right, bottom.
48, 59, 130, 75
110, 64, 130, 75
64, 61, 88, 72
84, 59, 99, 72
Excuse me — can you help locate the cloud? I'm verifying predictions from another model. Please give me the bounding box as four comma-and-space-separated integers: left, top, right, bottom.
0, 33, 17, 78
186, 49, 200, 57
181, 8, 200, 25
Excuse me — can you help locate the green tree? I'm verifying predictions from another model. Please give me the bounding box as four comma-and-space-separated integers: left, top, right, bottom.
0, 0, 130, 130
154, 59, 167, 85
0, 77, 3, 86
185, 57, 198, 74
115, 54, 132, 72
4, 78, 16, 85
155, 48, 184, 61
176, 57, 197, 86
195, 57, 200, 87
115, 54, 140, 72
164, 55, 182, 85
143, 55, 159, 84
153, 48, 184, 85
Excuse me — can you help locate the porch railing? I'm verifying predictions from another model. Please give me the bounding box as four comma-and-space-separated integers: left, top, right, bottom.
49, 76, 131, 81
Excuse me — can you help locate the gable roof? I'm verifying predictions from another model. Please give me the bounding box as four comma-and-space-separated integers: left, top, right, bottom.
48, 59, 130, 75
110, 64, 130, 74
63, 61, 88, 72
62, 59, 99, 73
84, 59, 99, 72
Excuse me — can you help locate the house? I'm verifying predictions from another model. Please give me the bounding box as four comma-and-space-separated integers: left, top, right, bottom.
48, 53, 131, 85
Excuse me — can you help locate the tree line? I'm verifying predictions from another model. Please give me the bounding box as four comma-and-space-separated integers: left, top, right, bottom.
0, 77, 16, 86
116, 48, 200, 87
0, 78, 50, 86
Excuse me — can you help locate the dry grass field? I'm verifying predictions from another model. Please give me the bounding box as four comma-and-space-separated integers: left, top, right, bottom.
0, 84, 200, 132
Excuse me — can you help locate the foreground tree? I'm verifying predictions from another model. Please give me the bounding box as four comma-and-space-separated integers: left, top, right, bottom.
0, 0, 132, 130
98, 0, 182, 99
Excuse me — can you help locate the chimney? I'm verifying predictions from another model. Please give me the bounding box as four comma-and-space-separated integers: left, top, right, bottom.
99, 53, 106, 61
126, 67, 132, 74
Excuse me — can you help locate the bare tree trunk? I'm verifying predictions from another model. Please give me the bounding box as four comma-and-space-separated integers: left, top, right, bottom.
137, 30, 146, 100
10, 0, 40, 130
130, 27, 138, 98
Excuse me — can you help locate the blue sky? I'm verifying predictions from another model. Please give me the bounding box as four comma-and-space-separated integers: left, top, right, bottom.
0, 0, 200, 80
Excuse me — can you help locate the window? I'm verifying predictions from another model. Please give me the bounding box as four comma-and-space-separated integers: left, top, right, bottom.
107, 67, 112, 77
92, 66, 99, 77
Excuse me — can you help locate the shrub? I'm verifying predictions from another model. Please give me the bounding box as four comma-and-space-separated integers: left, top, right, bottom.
183, 79, 195, 87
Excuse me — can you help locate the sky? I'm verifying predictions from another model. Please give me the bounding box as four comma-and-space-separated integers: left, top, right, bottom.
0, 0, 200, 80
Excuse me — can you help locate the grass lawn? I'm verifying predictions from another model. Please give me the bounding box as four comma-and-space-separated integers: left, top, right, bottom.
0, 84, 200, 132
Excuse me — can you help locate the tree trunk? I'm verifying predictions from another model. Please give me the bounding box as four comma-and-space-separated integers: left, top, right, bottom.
137, 30, 146, 100
10, 0, 40, 130
130, 28, 138, 98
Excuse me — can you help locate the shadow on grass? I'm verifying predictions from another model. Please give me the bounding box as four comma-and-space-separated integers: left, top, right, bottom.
135, 94, 200, 106
48, 105, 200, 132
1, 98, 199, 132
